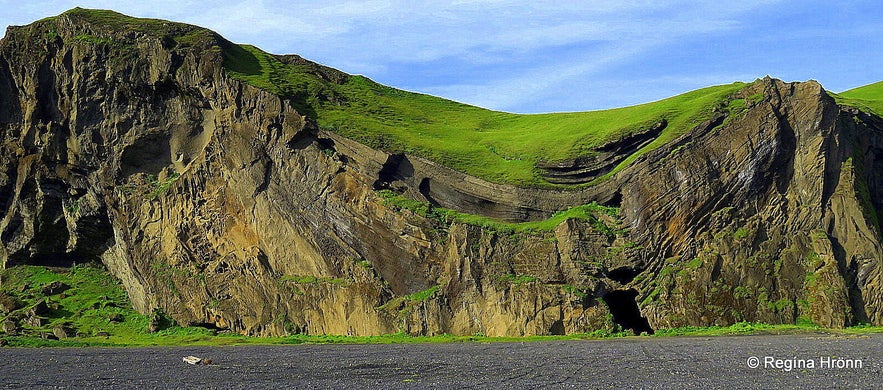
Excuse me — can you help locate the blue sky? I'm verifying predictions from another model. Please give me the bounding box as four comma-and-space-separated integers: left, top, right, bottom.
1, 1, 881, 113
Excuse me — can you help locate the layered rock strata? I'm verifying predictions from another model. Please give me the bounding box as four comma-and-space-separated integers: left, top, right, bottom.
0, 10, 881, 336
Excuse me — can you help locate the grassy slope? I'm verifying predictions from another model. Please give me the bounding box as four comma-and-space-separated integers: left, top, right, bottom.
0, 265, 147, 338
40, 8, 217, 49
834, 81, 883, 116
43, 9, 883, 190
223, 44, 745, 187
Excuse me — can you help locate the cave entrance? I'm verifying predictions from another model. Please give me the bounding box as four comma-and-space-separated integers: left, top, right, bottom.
372, 153, 405, 190
604, 191, 623, 208
549, 319, 565, 335
607, 267, 639, 284
603, 289, 654, 335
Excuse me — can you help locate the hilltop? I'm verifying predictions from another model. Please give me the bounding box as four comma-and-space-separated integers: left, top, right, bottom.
1, 9, 882, 341
223, 41, 747, 186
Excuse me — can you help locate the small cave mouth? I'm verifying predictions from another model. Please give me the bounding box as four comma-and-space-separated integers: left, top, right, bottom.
189, 322, 224, 331
316, 137, 337, 154
372, 153, 405, 190
607, 267, 640, 284
549, 319, 565, 335
120, 133, 172, 177
418, 177, 439, 205
604, 191, 623, 208
603, 289, 654, 335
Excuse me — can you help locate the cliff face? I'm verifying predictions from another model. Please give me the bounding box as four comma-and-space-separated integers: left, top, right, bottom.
0, 9, 881, 336
0, 11, 622, 336
618, 80, 883, 328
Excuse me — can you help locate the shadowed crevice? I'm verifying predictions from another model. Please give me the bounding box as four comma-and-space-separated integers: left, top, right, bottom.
603, 289, 654, 335
372, 153, 405, 190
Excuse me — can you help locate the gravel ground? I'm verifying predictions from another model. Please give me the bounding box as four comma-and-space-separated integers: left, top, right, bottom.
1, 334, 881, 389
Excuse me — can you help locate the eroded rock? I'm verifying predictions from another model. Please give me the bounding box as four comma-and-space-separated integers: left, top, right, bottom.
0, 10, 880, 337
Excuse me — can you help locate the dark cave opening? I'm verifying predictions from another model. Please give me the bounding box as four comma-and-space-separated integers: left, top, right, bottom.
549, 319, 565, 335
372, 153, 405, 190
316, 137, 337, 155
604, 191, 623, 208
603, 289, 654, 335
418, 177, 436, 203
189, 322, 223, 331
607, 267, 639, 284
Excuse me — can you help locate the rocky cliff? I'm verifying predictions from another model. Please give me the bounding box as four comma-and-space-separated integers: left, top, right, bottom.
0, 9, 881, 337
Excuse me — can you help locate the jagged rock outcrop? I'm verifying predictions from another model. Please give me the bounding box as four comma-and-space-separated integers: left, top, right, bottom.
0, 9, 881, 336
621, 80, 883, 328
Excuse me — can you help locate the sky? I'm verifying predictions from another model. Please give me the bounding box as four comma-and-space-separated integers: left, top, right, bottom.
0, 1, 881, 113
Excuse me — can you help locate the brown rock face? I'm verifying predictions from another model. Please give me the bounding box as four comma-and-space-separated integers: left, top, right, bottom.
0, 10, 881, 336
618, 79, 883, 328
0, 11, 620, 336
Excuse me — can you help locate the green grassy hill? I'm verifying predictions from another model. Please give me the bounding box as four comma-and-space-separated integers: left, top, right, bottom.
224, 43, 745, 186
835, 82, 883, 117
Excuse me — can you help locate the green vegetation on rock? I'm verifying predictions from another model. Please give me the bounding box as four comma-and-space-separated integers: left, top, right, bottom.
279, 275, 351, 286
403, 285, 440, 302
61, 8, 215, 48
72, 33, 114, 45
145, 172, 181, 200
0, 265, 241, 346
378, 285, 441, 315
377, 189, 620, 235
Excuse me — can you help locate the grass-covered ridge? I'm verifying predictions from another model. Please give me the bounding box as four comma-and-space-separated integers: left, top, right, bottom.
31, 9, 883, 188
59, 7, 208, 39
27, 8, 218, 52
835, 81, 883, 117
223, 43, 746, 187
